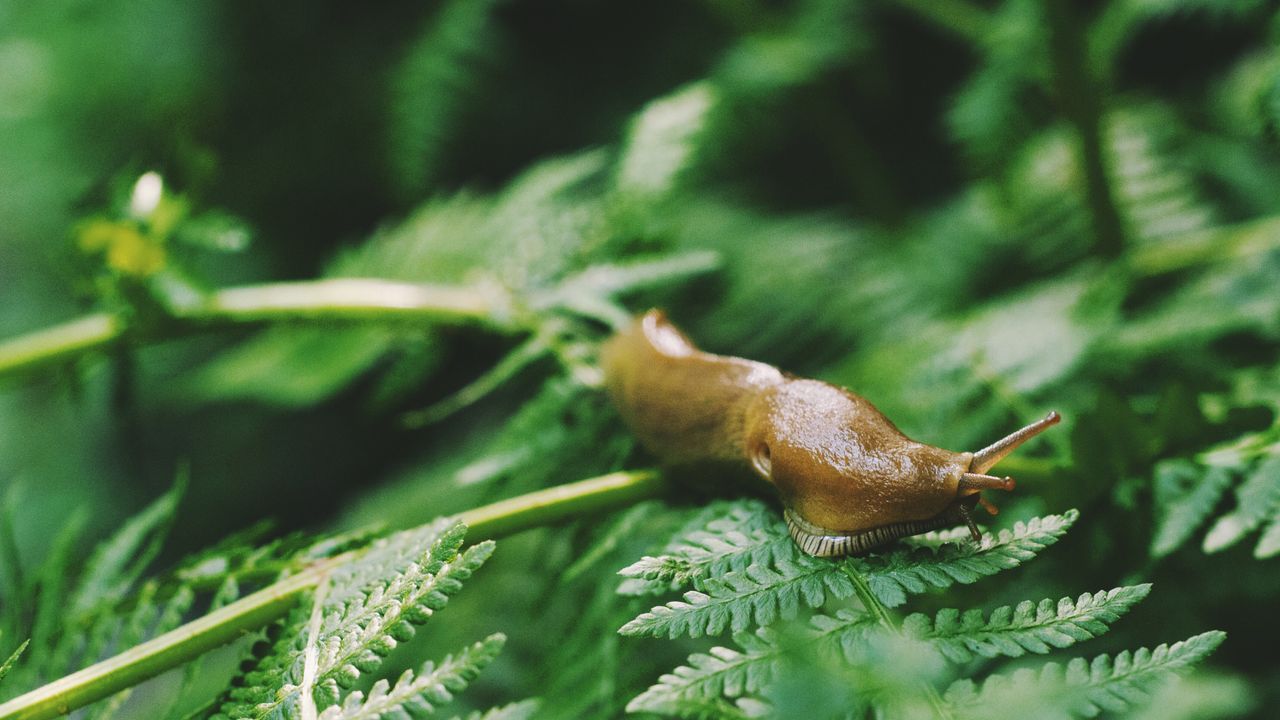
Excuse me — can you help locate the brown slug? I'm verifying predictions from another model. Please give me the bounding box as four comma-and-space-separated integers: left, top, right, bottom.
602, 309, 1060, 557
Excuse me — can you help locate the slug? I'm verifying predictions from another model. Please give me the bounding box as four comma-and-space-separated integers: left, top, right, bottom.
602, 309, 1060, 557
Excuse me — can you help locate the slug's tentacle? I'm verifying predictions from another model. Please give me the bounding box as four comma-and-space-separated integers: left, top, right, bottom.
970, 411, 1061, 473
956, 504, 982, 542
959, 473, 1015, 492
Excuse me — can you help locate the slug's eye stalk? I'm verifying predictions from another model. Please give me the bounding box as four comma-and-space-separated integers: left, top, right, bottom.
970, 411, 1061, 474
957, 411, 1062, 541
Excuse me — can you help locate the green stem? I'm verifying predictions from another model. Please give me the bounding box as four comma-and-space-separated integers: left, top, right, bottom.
842, 564, 956, 720
1045, 0, 1126, 259
0, 469, 667, 720
0, 314, 124, 378
459, 470, 666, 540
189, 278, 508, 325
0, 278, 512, 380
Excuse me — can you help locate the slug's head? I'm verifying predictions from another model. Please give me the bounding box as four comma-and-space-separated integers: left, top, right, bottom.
941, 410, 1062, 542
747, 382, 1061, 556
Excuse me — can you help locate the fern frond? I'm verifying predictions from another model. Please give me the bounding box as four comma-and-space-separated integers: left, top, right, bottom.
860, 509, 1080, 608
26, 509, 87, 677
628, 609, 876, 718
1203, 455, 1280, 554
536, 251, 721, 325
448, 698, 542, 720
84, 580, 197, 719
1150, 460, 1233, 558
1107, 106, 1216, 243
614, 82, 717, 204
388, 0, 502, 196
69, 478, 184, 617
903, 585, 1151, 663
619, 554, 846, 639
312, 538, 495, 707
214, 601, 313, 720
318, 634, 505, 720
946, 0, 1048, 171
1254, 510, 1280, 559
621, 510, 1079, 637
627, 629, 782, 715
617, 500, 792, 595
945, 631, 1227, 719
216, 521, 493, 718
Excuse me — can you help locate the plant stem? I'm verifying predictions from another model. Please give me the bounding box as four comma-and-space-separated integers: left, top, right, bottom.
1044, 0, 1127, 259
0, 314, 124, 379
189, 278, 507, 325
0, 563, 332, 720
0, 278, 512, 380
459, 470, 666, 539
843, 564, 956, 720
0, 469, 666, 720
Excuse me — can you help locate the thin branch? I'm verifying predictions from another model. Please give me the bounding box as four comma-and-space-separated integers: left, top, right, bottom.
0, 314, 124, 379
189, 278, 508, 325
0, 278, 513, 380
0, 469, 666, 720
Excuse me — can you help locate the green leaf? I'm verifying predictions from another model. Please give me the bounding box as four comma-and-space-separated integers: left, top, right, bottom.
627, 609, 876, 718
1150, 460, 1233, 558
1254, 510, 1280, 559
625, 628, 782, 717
389, 0, 503, 196
216, 521, 494, 719
185, 325, 398, 407
448, 699, 542, 720
616, 500, 792, 595
0, 639, 28, 684
621, 509, 1080, 637
614, 82, 717, 203
69, 478, 185, 618
858, 510, 1080, 608
317, 634, 506, 720
1202, 455, 1280, 553
619, 555, 851, 639
945, 631, 1227, 719
903, 585, 1151, 663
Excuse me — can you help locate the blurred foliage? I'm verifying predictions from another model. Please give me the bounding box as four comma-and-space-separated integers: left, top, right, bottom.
3, 0, 1280, 717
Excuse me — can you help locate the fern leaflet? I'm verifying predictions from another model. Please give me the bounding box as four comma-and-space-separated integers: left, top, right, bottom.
1203, 454, 1280, 554
0, 640, 27, 685
68, 478, 183, 618
860, 509, 1080, 608
215, 521, 495, 718
945, 631, 1227, 719
1150, 460, 1233, 558
617, 500, 792, 596
621, 509, 1079, 637
902, 585, 1151, 663
318, 634, 505, 720
627, 609, 876, 718
448, 699, 542, 720
618, 555, 848, 639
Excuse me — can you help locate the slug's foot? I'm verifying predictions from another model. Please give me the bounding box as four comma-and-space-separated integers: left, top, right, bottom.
784, 507, 959, 558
